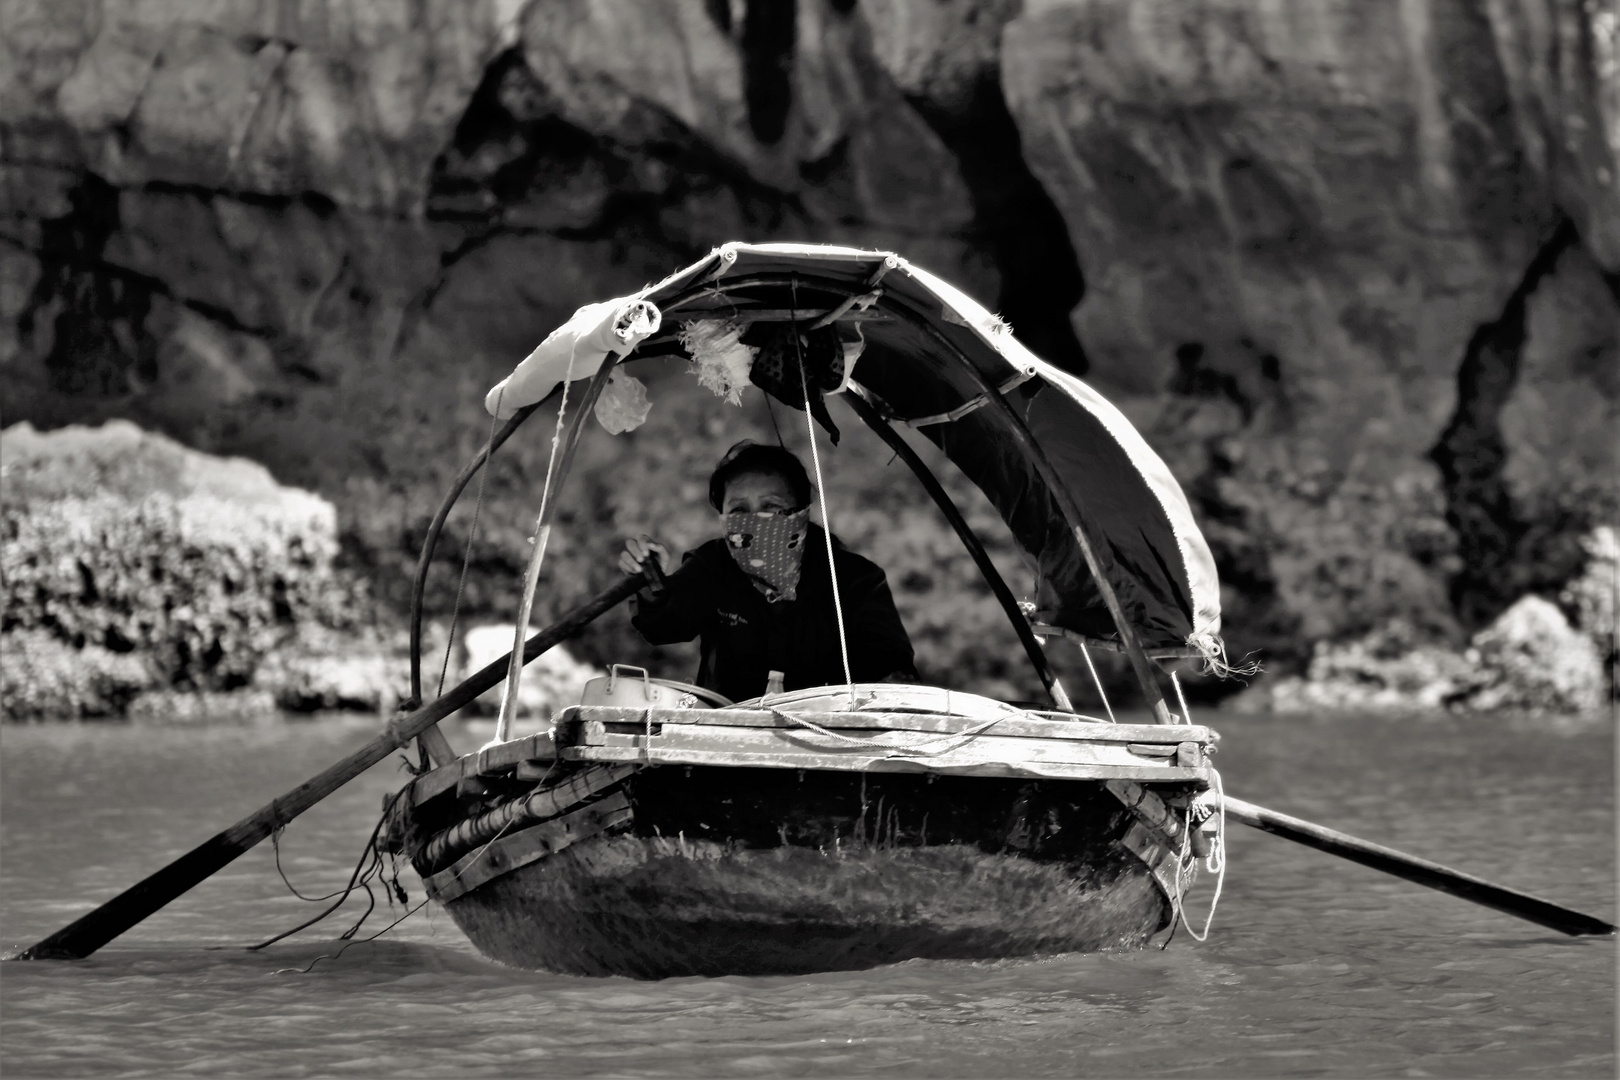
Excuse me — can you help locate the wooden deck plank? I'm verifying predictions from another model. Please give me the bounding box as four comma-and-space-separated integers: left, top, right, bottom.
409, 708, 1214, 803
559, 745, 1207, 783
560, 706, 1211, 745
575, 722, 1199, 770
409, 731, 557, 805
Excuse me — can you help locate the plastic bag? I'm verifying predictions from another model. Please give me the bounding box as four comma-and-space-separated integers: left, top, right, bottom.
593, 371, 653, 434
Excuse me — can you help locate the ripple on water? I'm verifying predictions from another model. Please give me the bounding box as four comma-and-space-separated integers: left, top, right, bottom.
1, 711, 1613, 1077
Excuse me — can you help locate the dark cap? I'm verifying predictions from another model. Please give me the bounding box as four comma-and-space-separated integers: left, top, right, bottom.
708, 440, 812, 511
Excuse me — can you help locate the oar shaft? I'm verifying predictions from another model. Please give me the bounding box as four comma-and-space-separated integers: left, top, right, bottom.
12, 573, 648, 961
1223, 796, 1616, 937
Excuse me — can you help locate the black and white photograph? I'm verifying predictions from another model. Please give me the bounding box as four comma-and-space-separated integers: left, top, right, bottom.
2, 0, 1615, 1076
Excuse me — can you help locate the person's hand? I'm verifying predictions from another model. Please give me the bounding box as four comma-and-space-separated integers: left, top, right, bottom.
619, 536, 671, 588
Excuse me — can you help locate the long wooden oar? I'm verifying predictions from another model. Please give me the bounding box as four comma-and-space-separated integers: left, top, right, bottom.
10, 572, 650, 961
1223, 796, 1615, 937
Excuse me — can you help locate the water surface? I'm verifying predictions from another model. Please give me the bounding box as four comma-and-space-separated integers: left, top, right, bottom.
2, 710, 1613, 1077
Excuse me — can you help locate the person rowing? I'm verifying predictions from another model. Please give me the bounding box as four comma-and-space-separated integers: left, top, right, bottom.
619, 440, 917, 702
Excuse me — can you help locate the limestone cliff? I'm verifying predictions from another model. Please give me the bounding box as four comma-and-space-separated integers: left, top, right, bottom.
4, 0, 1615, 701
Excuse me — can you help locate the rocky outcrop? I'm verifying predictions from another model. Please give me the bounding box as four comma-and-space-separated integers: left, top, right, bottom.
0, 420, 394, 718
2, 628, 153, 720
1561, 526, 1618, 662
4, 0, 1615, 710
1254, 590, 1610, 714
458, 624, 600, 719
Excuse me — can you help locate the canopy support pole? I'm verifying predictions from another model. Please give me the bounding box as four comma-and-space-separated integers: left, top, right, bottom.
406, 398, 550, 766
844, 387, 1074, 712
493, 359, 619, 745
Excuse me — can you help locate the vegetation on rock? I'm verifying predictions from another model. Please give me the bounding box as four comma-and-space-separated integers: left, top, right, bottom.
0, 421, 379, 719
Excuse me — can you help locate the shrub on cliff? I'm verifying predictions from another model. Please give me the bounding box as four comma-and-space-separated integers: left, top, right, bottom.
1, 421, 363, 718
0, 629, 152, 720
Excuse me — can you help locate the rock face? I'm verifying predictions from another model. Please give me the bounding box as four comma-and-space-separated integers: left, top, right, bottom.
1002, 0, 1619, 659
4, 0, 1616, 707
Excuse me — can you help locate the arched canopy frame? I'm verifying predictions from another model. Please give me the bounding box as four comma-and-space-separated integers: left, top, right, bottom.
411, 243, 1225, 743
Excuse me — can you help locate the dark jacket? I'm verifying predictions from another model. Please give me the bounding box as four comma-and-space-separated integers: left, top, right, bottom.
630, 524, 916, 702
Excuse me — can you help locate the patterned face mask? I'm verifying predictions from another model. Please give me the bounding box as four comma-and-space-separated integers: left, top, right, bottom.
722, 508, 811, 602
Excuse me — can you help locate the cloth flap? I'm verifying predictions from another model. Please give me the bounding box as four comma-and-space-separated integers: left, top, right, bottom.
485, 298, 662, 418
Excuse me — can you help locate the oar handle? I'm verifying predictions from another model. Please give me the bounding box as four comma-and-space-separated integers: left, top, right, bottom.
641, 552, 667, 593
1224, 796, 1616, 937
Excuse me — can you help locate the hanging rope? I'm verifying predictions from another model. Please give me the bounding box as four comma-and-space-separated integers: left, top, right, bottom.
251, 791, 405, 952
271, 826, 351, 903
266, 795, 529, 976
1170, 766, 1227, 943
790, 278, 853, 692
437, 386, 504, 699
1079, 641, 1116, 723
763, 392, 786, 448
1153, 678, 1225, 942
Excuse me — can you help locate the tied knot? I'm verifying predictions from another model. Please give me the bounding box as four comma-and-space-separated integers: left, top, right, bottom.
385, 711, 416, 749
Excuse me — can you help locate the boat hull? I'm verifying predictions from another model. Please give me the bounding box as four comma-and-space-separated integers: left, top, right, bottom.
444, 835, 1167, 977
423, 766, 1178, 978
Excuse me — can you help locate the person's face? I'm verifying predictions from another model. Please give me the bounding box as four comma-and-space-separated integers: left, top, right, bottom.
721, 470, 798, 516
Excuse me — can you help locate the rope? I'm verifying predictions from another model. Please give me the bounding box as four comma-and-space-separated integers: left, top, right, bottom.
271, 827, 350, 903
269, 793, 530, 975
1156, 679, 1223, 942
1170, 766, 1227, 943
764, 392, 786, 448
271, 897, 431, 976
1079, 641, 1116, 723
437, 385, 504, 699
251, 791, 403, 951
790, 278, 852, 694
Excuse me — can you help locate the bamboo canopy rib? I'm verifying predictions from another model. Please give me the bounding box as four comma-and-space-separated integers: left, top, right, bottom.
408, 401, 546, 705
10, 572, 653, 962
844, 388, 1074, 712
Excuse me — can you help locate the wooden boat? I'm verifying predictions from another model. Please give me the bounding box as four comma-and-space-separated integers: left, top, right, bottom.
380, 243, 1234, 978
17, 245, 1606, 971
